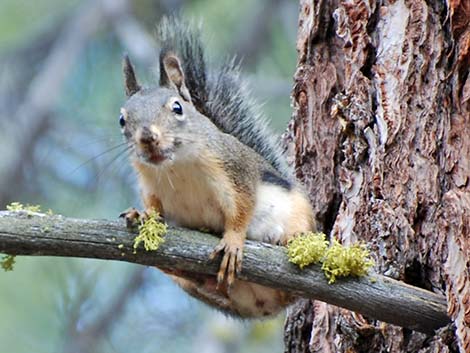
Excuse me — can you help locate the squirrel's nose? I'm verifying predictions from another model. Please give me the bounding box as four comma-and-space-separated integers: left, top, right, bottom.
139, 126, 160, 145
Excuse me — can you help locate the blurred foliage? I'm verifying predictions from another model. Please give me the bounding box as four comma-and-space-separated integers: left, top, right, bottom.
0, 0, 298, 352
0, 0, 80, 50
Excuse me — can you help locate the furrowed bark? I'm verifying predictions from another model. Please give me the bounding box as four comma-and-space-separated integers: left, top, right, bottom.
285, 0, 470, 351
0, 211, 449, 335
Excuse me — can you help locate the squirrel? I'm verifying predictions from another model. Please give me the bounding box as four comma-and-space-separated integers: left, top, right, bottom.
119, 17, 315, 318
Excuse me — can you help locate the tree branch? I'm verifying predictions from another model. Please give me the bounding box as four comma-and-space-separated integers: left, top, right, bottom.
0, 211, 450, 335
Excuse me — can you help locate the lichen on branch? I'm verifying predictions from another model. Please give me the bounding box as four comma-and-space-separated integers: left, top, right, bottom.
322, 240, 374, 283
6, 202, 41, 213
287, 232, 329, 269
1, 254, 16, 271
287, 232, 374, 283
133, 211, 167, 252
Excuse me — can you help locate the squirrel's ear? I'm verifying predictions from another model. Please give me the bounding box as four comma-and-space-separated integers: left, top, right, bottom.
160, 53, 192, 102
123, 54, 141, 97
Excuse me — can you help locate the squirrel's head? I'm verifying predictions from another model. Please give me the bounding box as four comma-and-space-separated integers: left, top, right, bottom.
120, 53, 205, 167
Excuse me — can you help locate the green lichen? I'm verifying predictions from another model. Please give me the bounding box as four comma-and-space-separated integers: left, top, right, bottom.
6, 202, 55, 216
3, 203, 55, 271
321, 240, 374, 284
287, 232, 374, 283
6, 202, 41, 213
4, 202, 44, 270
287, 232, 329, 269
1, 254, 16, 272
133, 210, 167, 252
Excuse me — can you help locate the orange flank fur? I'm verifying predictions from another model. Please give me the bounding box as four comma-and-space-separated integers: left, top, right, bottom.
142, 193, 163, 216
282, 189, 316, 244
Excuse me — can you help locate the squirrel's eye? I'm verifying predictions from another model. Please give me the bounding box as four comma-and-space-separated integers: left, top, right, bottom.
172, 101, 183, 115
119, 114, 126, 127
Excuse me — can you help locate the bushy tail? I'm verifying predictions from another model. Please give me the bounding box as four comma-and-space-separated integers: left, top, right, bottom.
157, 17, 291, 179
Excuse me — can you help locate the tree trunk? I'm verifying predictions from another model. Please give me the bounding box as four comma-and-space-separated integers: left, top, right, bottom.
284, 0, 470, 352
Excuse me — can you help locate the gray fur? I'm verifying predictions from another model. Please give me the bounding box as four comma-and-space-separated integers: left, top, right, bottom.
157, 17, 292, 180
123, 54, 141, 97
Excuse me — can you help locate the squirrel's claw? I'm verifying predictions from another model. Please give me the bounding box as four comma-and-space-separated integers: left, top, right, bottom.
210, 237, 244, 292
119, 208, 149, 228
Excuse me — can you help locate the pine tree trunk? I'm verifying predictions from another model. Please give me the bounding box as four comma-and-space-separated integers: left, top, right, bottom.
284, 0, 470, 352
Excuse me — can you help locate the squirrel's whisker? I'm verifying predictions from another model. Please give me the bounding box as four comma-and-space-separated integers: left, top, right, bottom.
68, 142, 129, 175
165, 169, 175, 191
54, 134, 123, 155
96, 145, 133, 181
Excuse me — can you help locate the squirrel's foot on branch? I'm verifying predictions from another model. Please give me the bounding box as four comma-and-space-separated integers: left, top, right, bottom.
119, 208, 149, 228
209, 232, 244, 291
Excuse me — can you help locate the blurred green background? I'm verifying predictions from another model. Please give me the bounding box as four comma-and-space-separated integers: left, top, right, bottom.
0, 1, 299, 352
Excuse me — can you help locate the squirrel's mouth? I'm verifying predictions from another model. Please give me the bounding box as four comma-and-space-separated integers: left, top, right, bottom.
136, 148, 172, 166
147, 153, 166, 164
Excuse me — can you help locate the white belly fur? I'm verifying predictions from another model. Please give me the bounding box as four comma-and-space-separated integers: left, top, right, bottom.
139, 160, 226, 233
247, 183, 292, 244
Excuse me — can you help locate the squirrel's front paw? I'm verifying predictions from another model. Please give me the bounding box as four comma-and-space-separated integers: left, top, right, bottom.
209, 234, 244, 291
119, 208, 149, 228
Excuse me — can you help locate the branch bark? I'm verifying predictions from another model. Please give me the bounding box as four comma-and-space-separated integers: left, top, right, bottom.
0, 211, 449, 335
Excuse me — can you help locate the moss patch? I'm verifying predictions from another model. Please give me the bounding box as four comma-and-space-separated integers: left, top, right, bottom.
133, 210, 167, 252
1, 254, 15, 271
287, 232, 328, 269
6, 202, 41, 213
287, 232, 374, 283
322, 240, 374, 283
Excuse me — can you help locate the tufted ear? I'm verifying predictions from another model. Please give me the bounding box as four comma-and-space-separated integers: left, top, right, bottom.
122, 54, 141, 97
160, 52, 192, 102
